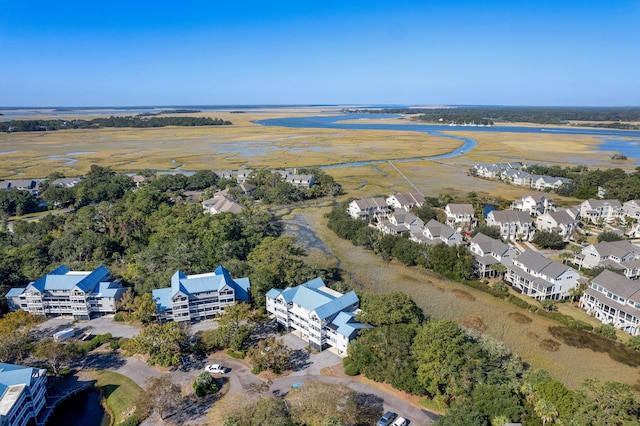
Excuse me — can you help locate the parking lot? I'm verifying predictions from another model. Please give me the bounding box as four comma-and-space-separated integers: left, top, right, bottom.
36, 314, 142, 339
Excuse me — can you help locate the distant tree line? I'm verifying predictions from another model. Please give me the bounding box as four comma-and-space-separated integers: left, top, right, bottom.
0, 115, 231, 132
344, 106, 640, 127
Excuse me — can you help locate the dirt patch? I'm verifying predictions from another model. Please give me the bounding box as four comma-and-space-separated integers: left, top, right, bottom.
461, 316, 487, 332
451, 289, 476, 301
526, 331, 539, 341
508, 312, 533, 324
539, 339, 561, 352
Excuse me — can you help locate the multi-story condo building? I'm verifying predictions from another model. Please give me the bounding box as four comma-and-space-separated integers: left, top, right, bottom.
579, 199, 623, 224
0, 363, 47, 426
266, 278, 367, 355
347, 198, 391, 221
486, 210, 534, 241
511, 194, 555, 216
153, 265, 250, 322
505, 250, 580, 300
6, 265, 125, 320
580, 270, 640, 335
444, 203, 476, 229
468, 233, 517, 278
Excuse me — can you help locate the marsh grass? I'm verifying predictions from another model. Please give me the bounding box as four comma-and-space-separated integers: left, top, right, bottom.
451, 289, 476, 301
549, 326, 640, 367
461, 316, 487, 332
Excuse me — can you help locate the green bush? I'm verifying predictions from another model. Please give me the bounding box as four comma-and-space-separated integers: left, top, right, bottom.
342, 357, 353, 367
113, 312, 127, 322
110, 340, 120, 350
507, 294, 534, 310
118, 416, 140, 426
251, 365, 264, 375
226, 349, 246, 359
344, 362, 359, 376
595, 323, 618, 340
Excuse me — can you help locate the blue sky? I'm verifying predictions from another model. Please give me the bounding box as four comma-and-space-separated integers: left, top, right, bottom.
1, 0, 638, 106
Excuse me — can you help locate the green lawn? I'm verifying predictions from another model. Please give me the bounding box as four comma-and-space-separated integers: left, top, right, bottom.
87, 370, 144, 425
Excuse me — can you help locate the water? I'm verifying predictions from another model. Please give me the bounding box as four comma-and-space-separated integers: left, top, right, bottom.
255, 114, 640, 163
47, 389, 110, 426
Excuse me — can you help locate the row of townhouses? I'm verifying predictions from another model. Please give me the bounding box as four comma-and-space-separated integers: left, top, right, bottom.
472, 162, 572, 190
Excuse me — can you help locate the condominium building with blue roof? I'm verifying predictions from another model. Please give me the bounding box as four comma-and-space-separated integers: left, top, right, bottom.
152, 265, 250, 323
0, 363, 47, 426
266, 277, 369, 355
5, 265, 126, 320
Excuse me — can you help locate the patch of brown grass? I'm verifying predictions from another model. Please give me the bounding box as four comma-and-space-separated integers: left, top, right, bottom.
451, 289, 476, 301
509, 312, 533, 324
549, 326, 640, 367
461, 316, 487, 332
527, 331, 540, 341
539, 339, 561, 352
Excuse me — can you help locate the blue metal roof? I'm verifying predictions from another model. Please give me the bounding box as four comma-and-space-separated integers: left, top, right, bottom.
152, 288, 173, 312
29, 265, 110, 293
330, 311, 370, 339
314, 291, 359, 320
5, 288, 24, 298
170, 266, 251, 301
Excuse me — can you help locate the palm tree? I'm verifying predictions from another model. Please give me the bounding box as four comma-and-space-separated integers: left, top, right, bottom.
534, 399, 558, 425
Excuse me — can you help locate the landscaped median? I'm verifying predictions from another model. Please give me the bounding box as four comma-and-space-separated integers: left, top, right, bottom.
86, 370, 144, 426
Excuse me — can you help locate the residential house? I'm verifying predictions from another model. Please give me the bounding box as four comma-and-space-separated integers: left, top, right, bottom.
0, 180, 39, 195
265, 277, 368, 355
623, 200, 640, 220
213, 170, 234, 180
502, 169, 532, 187
579, 199, 623, 224
530, 175, 572, 191
347, 198, 391, 221
52, 177, 84, 187
235, 169, 253, 183
573, 240, 640, 279
285, 173, 315, 188
386, 192, 425, 211
378, 211, 424, 235
486, 210, 534, 240
468, 233, 517, 278
202, 195, 244, 214
536, 210, 580, 241
153, 265, 250, 323
0, 363, 47, 426
237, 183, 257, 194
5, 265, 126, 320
505, 250, 580, 300
511, 194, 554, 216
411, 219, 462, 246
580, 270, 640, 335
444, 203, 476, 229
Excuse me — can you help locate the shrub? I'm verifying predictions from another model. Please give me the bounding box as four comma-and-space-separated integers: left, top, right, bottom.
342, 357, 353, 367
507, 294, 534, 310
110, 340, 120, 350
193, 371, 219, 397
628, 336, 640, 351
226, 349, 246, 359
113, 312, 126, 322
595, 323, 618, 340
251, 365, 264, 375
118, 416, 140, 426
344, 362, 359, 376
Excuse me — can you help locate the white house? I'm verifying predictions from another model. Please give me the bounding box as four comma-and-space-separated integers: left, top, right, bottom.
386, 192, 425, 211
502, 169, 532, 187
265, 278, 367, 355
378, 211, 424, 235
623, 200, 640, 220
153, 266, 250, 323
580, 270, 640, 335
5, 265, 126, 320
506, 250, 580, 300
347, 198, 391, 221
411, 219, 463, 246
530, 175, 572, 191
511, 194, 555, 216
535, 210, 579, 241
579, 199, 623, 224
486, 210, 534, 241
0, 363, 47, 426
468, 233, 517, 278
444, 203, 476, 229
573, 240, 640, 279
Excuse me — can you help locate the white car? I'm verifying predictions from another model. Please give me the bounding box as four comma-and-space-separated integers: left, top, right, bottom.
205, 364, 226, 374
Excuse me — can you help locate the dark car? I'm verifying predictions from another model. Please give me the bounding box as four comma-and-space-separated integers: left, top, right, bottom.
377, 411, 398, 426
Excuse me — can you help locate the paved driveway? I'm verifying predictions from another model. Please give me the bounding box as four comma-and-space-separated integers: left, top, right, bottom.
36, 315, 141, 339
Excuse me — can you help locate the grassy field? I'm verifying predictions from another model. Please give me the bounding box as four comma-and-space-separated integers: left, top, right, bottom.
87, 370, 144, 425
294, 207, 640, 391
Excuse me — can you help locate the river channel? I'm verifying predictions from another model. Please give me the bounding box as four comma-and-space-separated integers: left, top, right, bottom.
255, 113, 640, 164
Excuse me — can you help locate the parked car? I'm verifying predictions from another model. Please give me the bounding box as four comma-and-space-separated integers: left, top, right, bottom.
391, 417, 409, 426
204, 364, 226, 374
376, 411, 398, 426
